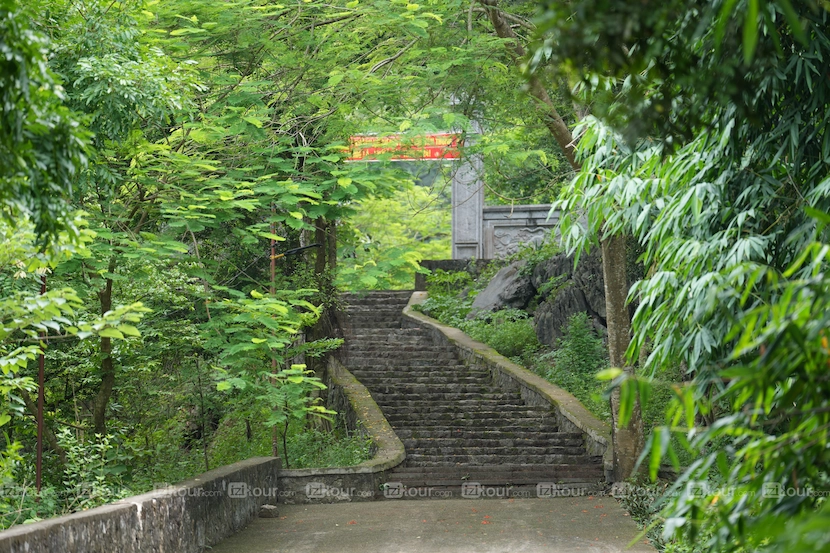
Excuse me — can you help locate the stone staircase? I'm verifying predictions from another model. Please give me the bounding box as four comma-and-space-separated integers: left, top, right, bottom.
338, 290, 604, 498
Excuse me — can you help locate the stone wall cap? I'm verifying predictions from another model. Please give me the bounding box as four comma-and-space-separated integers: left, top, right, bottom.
327, 357, 407, 473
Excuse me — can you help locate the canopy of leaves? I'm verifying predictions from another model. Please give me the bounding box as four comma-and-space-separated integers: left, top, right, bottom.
0, 1, 88, 242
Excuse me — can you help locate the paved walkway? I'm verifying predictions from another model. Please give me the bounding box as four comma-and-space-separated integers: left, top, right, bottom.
210, 496, 654, 553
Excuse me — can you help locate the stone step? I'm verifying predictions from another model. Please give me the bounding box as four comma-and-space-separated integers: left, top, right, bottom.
403, 454, 601, 466
389, 464, 605, 483
384, 416, 557, 427
344, 326, 424, 334
346, 347, 457, 357
347, 321, 403, 329
380, 402, 537, 414
373, 394, 526, 405
349, 365, 473, 375
341, 301, 411, 310
363, 385, 498, 394
401, 436, 584, 448
344, 320, 403, 327
351, 372, 475, 382
337, 291, 603, 492
343, 306, 404, 314
346, 355, 459, 366
350, 375, 481, 385
362, 383, 501, 393
343, 333, 431, 343
361, 376, 486, 385
405, 445, 587, 457
384, 405, 552, 414
394, 429, 580, 440
342, 344, 457, 354
343, 314, 403, 322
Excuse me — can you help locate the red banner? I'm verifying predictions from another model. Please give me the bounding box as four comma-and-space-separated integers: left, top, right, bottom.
347, 133, 462, 161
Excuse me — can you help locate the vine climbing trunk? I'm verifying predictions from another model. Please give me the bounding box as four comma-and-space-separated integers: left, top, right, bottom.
92, 257, 117, 435
479, 0, 644, 480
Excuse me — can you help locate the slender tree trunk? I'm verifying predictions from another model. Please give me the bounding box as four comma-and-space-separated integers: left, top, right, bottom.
326, 219, 337, 274
480, 0, 643, 480
602, 235, 644, 480
92, 257, 117, 435
314, 217, 327, 275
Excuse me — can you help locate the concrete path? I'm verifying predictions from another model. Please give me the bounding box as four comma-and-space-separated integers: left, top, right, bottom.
210, 496, 654, 553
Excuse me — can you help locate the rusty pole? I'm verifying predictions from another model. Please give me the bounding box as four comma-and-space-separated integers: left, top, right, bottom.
36, 274, 46, 495
270, 206, 279, 458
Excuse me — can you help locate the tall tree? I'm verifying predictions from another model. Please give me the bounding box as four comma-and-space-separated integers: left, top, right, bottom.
478, 0, 643, 479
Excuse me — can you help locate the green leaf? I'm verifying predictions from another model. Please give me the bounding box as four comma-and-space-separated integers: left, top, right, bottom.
99, 328, 124, 339
743, 0, 760, 64
116, 324, 141, 337
596, 367, 623, 381
0, 414, 11, 427
242, 116, 263, 128
170, 27, 207, 36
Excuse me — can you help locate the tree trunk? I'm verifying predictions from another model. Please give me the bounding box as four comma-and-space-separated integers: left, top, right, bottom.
314, 217, 327, 275
92, 257, 116, 435
602, 235, 644, 480
326, 219, 337, 274
479, 0, 578, 167
480, 0, 643, 480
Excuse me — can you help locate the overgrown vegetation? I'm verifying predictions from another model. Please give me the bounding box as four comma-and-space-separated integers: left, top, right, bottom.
418, 261, 614, 421
0, 0, 584, 530
461, 309, 541, 359
3, 0, 827, 550
534, 313, 610, 420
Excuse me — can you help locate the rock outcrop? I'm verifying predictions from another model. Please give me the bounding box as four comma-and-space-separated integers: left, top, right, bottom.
532, 250, 606, 346
467, 261, 535, 317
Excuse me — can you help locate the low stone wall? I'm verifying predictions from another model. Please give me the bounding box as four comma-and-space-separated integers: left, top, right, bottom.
404, 292, 614, 481
277, 356, 406, 503
0, 456, 280, 553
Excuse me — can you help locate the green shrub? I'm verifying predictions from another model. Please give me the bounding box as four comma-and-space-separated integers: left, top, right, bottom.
550, 312, 607, 376
533, 312, 611, 421
418, 269, 475, 325
287, 427, 373, 468
204, 413, 372, 470
460, 309, 541, 359
425, 269, 473, 296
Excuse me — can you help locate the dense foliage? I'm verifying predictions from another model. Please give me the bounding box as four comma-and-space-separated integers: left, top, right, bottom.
542, 0, 830, 551
0, 0, 580, 528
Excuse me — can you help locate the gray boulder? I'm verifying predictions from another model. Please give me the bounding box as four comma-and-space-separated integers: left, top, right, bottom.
468, 261, 535, 317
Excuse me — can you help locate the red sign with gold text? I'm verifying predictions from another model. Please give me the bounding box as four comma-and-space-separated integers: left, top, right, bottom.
347, 133, 462, 161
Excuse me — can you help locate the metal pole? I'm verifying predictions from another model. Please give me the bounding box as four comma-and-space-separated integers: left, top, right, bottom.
36, 274, 46, 495
270, 206, 279, 458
